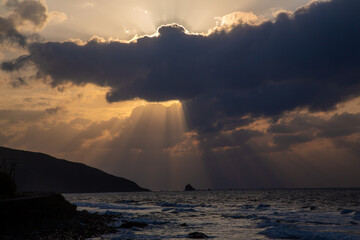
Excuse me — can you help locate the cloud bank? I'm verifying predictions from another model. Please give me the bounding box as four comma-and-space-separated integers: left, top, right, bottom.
3, 0, 360, 133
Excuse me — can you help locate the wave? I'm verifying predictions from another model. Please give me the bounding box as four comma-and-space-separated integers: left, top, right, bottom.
259, 224, 357, 240
72, 202, 153, 211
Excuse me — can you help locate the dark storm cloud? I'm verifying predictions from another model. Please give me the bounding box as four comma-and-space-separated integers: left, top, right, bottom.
1, 55, 30, 71
272, 132, 314, 150
268, 112, 360, 150
195, 111, 360, 165
268, 112, 360, 138
198, 128, 263, 150
3, 0, 360, 131
0, 0, 48, 46
316, 113, 360, 138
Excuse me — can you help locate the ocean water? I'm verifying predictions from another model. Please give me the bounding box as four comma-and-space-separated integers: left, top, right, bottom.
64, 189, 360, 239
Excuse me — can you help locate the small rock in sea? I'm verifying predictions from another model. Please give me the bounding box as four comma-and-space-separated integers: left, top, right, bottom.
310, 206, 317, 211
180, 223, 188, 226
185, 184, 196, 191
119, 221, 148, 229
188, 231, 208, 238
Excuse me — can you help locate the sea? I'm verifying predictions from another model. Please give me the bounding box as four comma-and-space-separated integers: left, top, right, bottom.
64, 189, 360, 239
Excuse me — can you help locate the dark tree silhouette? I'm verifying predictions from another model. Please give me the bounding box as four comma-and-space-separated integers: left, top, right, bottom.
0, 158, 17, 196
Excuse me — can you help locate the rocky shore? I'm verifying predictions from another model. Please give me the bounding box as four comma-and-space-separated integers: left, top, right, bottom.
0, 193, 118, 239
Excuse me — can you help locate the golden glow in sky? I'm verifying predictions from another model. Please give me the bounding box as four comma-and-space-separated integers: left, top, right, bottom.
1, 0, 360, 190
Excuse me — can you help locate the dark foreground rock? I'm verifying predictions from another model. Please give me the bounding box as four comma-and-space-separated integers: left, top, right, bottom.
0, 193, 118, 239
188, 231, 209, 238
28, 210, 117, 240
185, 184, 196, 191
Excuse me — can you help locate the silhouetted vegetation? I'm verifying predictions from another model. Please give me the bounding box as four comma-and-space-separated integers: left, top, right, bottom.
0, 171, 17, 196
0, 157, 17, 197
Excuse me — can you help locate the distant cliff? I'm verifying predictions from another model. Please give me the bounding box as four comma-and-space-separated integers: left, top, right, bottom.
0, 146, 148, 193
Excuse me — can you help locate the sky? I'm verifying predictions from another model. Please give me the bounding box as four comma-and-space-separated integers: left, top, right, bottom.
1, 0, 360, 190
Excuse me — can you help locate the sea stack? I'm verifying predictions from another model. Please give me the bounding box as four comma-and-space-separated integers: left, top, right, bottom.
185, 184, 195, 191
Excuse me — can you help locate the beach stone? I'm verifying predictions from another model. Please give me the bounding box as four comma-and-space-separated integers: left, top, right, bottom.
188, 231, 208, 238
